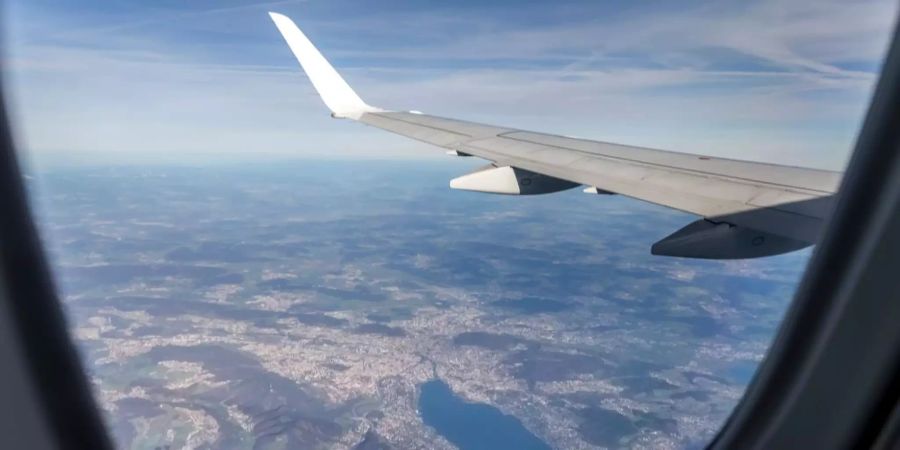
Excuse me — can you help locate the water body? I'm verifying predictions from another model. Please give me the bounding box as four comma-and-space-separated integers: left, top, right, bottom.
726, 360, 760, 384
418, 380, 551, 450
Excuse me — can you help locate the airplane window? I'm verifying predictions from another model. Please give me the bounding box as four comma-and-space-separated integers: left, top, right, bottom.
3, 1, 897, 448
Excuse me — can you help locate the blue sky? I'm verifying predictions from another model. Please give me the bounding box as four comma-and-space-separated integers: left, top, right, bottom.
3, 0, 897, 169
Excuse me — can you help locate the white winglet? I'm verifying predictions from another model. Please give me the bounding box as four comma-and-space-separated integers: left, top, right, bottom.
269, 12, 380, 119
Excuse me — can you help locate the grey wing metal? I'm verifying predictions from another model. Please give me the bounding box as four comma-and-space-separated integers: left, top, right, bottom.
270, 12, 842, 259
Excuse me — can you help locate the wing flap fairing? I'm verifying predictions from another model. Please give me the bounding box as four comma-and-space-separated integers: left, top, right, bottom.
449, 164, 580, 195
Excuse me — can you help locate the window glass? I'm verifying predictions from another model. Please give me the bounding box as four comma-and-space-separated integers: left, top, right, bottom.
4, 1, 897, 448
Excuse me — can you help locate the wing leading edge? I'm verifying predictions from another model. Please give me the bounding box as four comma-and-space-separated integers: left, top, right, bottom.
268, 12, 841, 259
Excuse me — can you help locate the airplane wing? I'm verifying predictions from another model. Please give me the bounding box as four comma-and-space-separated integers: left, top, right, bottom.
268, 12, 842, 259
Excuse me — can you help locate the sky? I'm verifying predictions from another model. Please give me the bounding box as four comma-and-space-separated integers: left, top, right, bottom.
2, 0, 898, 170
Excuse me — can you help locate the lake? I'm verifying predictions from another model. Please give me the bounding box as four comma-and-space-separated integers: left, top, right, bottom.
418, 379, 551, 450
